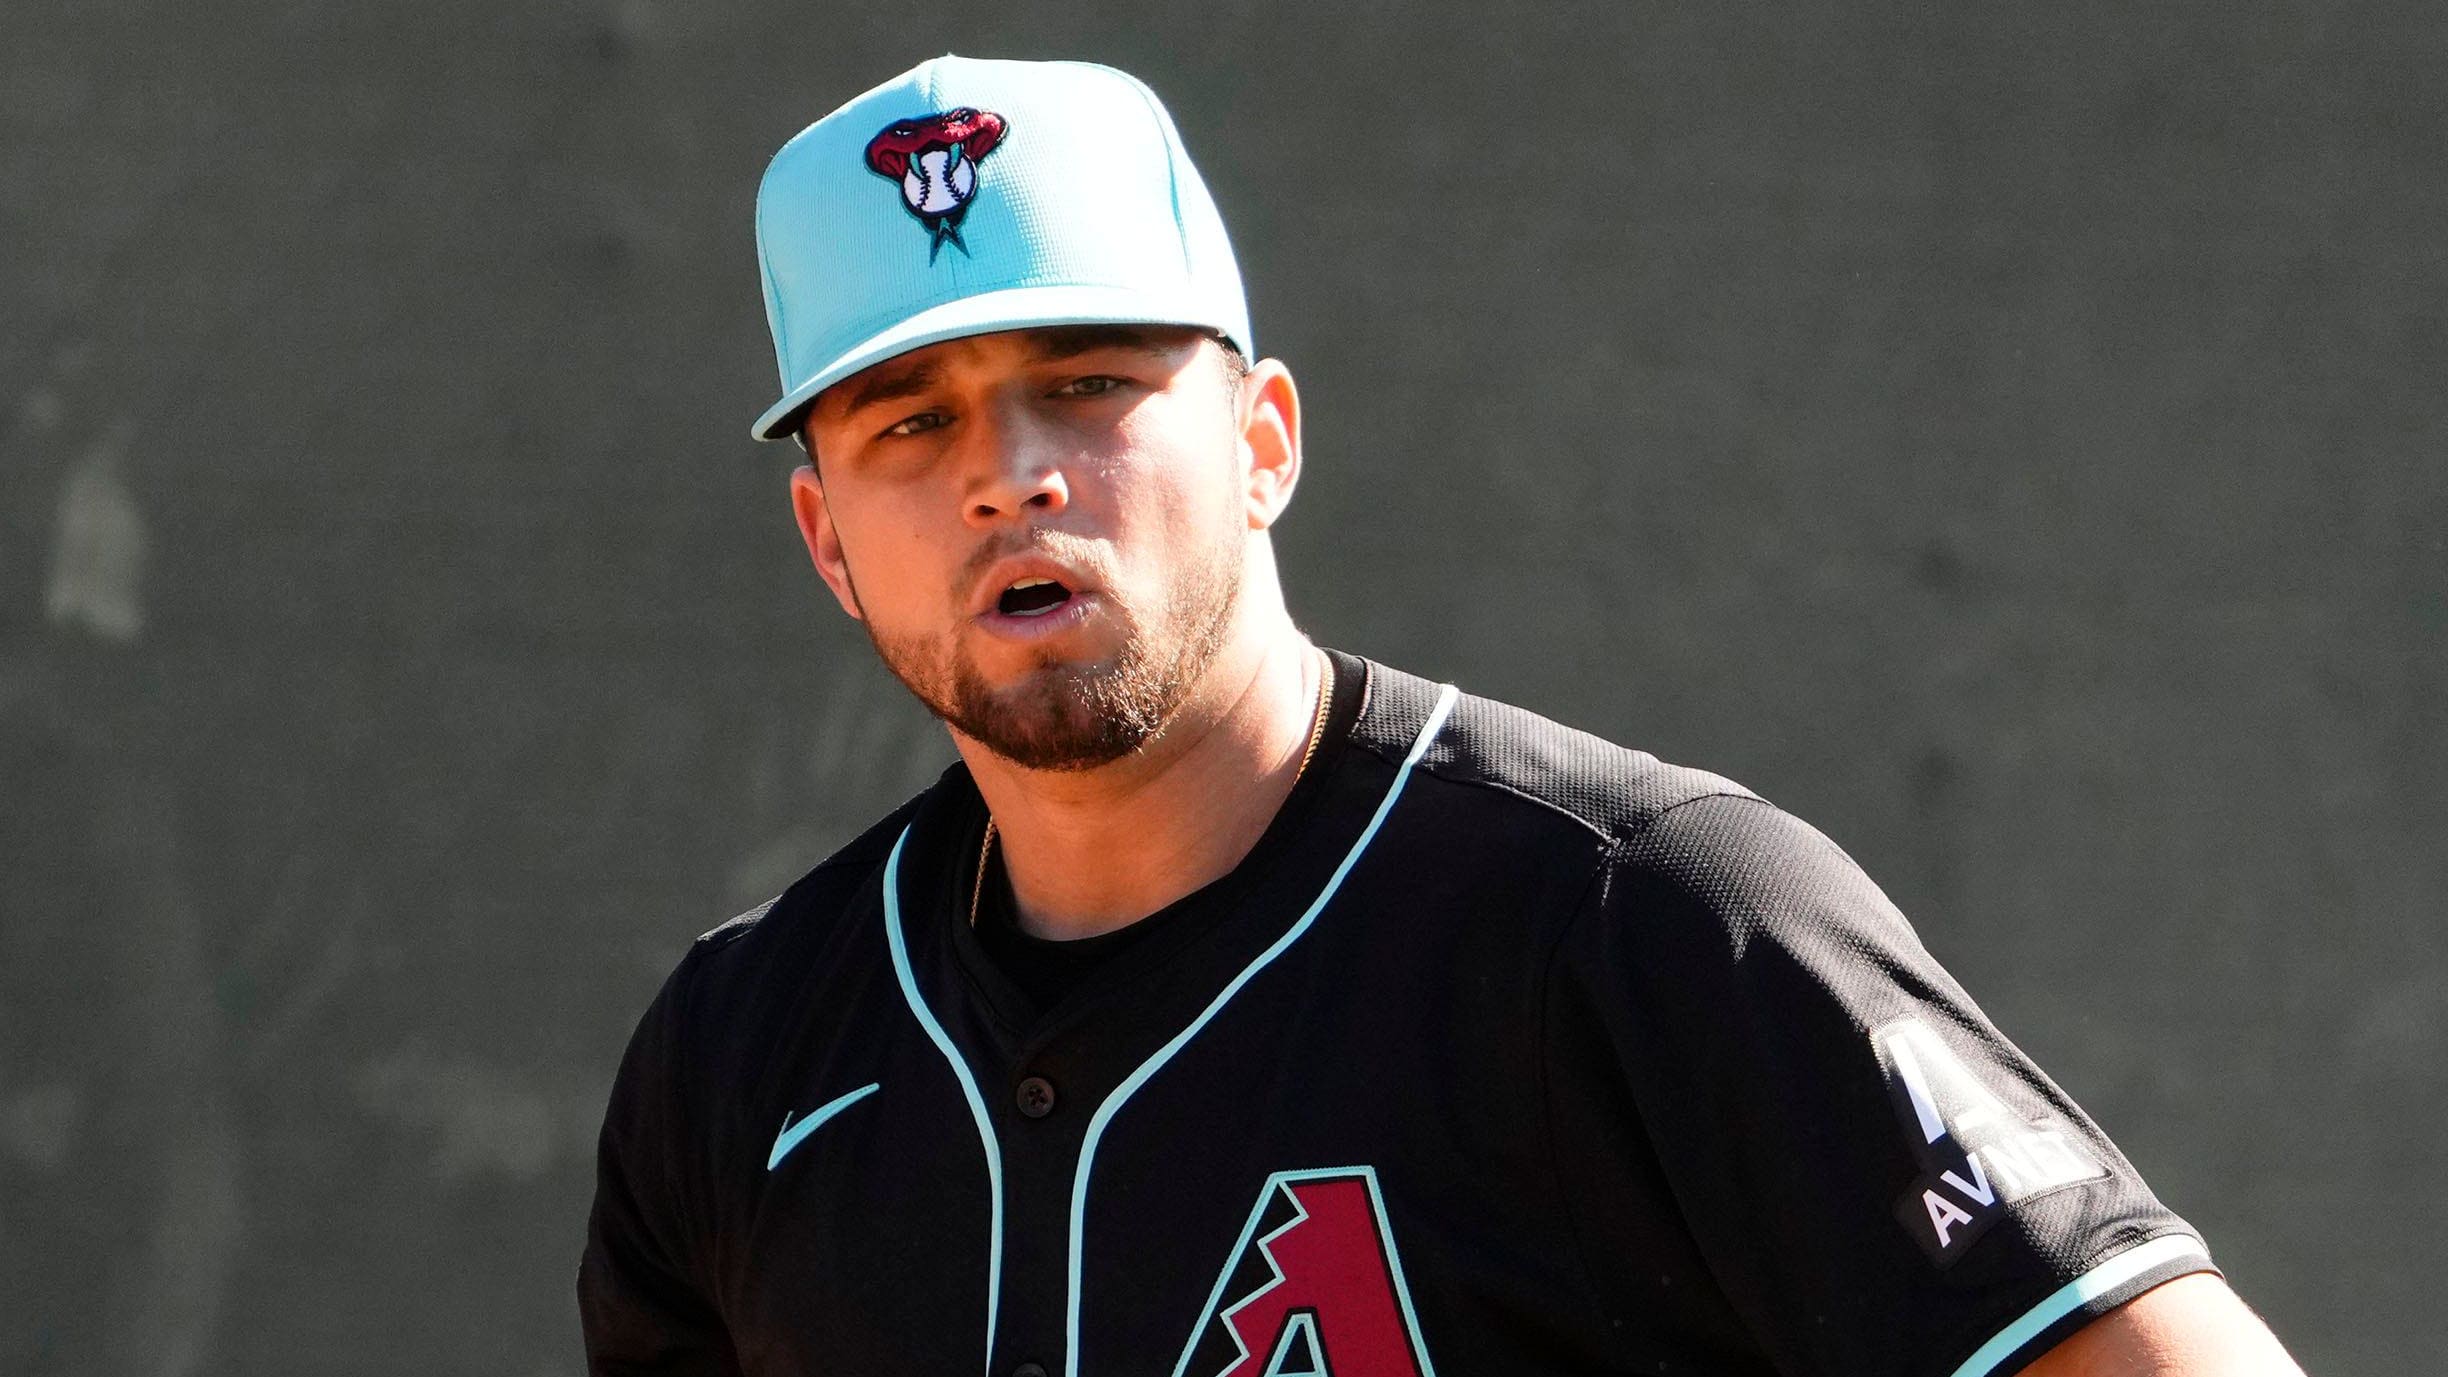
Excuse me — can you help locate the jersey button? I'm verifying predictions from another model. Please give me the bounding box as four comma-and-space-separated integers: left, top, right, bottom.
1012, 1364, 1049, 1377
1015, 1075, 1056, 1119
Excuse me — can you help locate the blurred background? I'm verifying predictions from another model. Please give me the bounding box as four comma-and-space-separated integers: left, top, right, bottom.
3, 0, 2441, 1372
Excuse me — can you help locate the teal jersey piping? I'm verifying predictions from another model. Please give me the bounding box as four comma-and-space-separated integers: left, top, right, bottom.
1063, 683, 1462, 1376
885, 828, 1006, 1377
1949, 1234, 2212, 1377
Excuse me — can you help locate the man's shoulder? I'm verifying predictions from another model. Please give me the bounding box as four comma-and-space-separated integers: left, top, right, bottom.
1347, 657, 1898, 948
1349, 654, 1762, 846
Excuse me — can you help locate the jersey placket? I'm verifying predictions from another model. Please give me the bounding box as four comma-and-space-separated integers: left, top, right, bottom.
889, 682, 1462, 1377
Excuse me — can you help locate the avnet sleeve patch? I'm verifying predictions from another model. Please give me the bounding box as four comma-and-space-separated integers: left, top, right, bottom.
1873, 1017, 2107, 1265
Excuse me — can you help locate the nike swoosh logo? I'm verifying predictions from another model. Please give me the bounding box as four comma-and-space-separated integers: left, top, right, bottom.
767, 1081, 881, 1171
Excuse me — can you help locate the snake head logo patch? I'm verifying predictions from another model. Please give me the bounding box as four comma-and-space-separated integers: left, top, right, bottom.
864, 108, 1009, 262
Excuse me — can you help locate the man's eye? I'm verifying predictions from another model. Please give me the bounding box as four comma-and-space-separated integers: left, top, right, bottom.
884, 411, 948, 437
1057, 375, 1125, 398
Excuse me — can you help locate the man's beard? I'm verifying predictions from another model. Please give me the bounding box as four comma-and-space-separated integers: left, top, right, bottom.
859, 525, 1244, 772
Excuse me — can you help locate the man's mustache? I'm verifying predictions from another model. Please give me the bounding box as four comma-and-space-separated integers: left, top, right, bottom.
954, 528, 1109, 598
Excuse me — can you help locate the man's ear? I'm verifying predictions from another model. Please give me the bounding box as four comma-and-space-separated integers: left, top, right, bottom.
1237, 358, 1302, 531
789, 464, 865, 621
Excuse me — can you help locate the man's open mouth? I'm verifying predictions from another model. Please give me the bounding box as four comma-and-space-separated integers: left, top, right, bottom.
996, 577, 1074, 617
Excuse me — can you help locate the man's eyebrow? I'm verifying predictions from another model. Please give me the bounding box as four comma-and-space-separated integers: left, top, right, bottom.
1023, 324, 1187, 362
836, 361, 941, 418
832, 327, 1191, 420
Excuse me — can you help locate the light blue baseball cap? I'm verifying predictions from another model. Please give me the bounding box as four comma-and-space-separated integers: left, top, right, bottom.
750, 55, 1255, 443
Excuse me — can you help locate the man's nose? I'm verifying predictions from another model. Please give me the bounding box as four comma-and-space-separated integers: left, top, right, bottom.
960, 408, 1071, 526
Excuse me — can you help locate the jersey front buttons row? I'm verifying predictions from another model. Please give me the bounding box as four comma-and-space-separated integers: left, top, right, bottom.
1015, 1075, 1056, 1119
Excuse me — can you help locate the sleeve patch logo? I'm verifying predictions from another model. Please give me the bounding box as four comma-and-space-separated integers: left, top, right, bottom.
1873, 1018, 2107, 1266
1173, 1167, 1438, 1377
863, 107, 1009, 262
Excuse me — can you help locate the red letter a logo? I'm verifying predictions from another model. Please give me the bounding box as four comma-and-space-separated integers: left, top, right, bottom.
1173, 1167, 1435, 1377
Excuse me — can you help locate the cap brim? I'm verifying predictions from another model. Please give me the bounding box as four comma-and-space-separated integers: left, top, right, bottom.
750, 282, 1253, 442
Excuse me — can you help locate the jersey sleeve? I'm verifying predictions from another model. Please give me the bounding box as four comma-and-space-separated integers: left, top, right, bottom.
1555, 792, 2215, 1377
578, 944, 743, 1375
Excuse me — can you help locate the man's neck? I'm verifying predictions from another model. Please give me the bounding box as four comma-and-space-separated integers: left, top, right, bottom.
953, 628, 1324, 942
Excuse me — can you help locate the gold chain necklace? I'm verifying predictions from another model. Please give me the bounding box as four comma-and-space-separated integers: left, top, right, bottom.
970, 650, 1334, 928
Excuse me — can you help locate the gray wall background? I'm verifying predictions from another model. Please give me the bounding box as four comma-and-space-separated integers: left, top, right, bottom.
4, 1, 2440, 1372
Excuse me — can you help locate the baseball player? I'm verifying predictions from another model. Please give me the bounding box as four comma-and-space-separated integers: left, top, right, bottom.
580, 56, 2304, 1376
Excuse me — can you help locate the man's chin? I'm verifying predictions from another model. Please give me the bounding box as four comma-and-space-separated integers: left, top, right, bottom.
949, 709, 1151, 773
945, 660, 1159, 772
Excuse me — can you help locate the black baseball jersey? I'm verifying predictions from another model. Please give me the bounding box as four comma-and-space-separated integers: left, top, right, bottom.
580, 651, 2214, 1377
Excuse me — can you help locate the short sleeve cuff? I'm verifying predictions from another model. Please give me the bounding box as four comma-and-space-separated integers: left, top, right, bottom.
1950, 1233, 2219, 1377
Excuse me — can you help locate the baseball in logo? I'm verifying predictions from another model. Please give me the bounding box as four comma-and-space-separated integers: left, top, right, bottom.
1174, 1168, 1436, 1377
864, 107, 1009, 262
